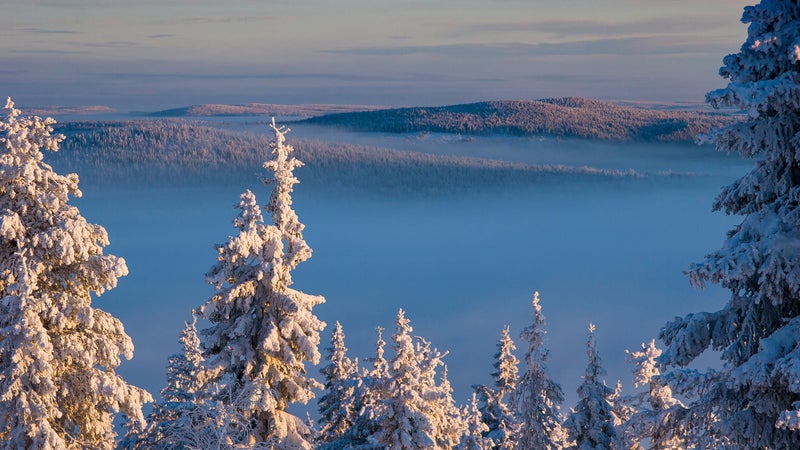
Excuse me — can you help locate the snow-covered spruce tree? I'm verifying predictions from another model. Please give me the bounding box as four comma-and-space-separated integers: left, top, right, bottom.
474, 325, 520, 449
128, 314, 210, 449
375, 309, 452, 449
458, 393, 493, 450
0, 98, 151, 449
317, 321, 358, 446
333, 327, 389, 449
657, 1, 800, 448
618, 341, 687, 450
199, 119, 325, 448
418, 345, 466, 448
515, 292, 566, 450
565, 324, 617, 450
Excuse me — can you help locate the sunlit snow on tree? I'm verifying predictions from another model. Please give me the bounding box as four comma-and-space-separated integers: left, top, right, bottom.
0, 98, 151, 449
198, 119, 325, 448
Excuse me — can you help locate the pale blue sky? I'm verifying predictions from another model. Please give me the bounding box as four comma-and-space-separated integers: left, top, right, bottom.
3, 0, 750, 110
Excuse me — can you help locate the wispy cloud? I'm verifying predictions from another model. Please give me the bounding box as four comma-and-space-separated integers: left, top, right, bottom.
96, 71, 394, 83
65, 41, 138, 48
18, 27, 79, 35
326, 36, 726, 58
155, 15, 278, 26
148, 34, 175, 39
444, 16, 732, 39
10, 49, 86, 55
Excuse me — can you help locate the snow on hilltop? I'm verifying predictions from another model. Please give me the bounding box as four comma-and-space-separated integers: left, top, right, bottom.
302, 97, 738, 143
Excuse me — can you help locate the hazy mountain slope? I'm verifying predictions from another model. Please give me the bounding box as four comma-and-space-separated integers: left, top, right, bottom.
52, 120, 646, 190
301, 97, 737, 143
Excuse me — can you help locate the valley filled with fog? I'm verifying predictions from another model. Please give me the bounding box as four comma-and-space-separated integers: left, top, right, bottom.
57, 119, 751, 409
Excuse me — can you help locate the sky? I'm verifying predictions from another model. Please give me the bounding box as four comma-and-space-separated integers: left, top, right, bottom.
3, 0, 751, 110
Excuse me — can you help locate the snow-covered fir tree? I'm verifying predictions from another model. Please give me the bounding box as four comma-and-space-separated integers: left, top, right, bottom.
419, 346, 466, 448
657, 1, 800, 448
565, 324, 617, 450
0, 98, 151, 449
128, 314, 210, 449
475, 325, 520, 449
198, 119, 325, 448
317, 321, 358, 446
331, 327, 389, 449
458, 393, 493, 450
618, 341, 687, 450
374, 309, 456, 449
515, 292, 566, 450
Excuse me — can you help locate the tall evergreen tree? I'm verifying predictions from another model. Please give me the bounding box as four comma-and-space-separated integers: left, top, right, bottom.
198, 119, 325, 448
657, 1, 800, 447
565, 324, 617, 450
515, 292, 566, 450
317, 321, 358, 445
0, 98, 151, 449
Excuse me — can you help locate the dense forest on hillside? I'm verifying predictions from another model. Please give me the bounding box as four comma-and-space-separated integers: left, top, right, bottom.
53, 120, 650, 190
301, 97, 737, 143
147, 103, 379, 117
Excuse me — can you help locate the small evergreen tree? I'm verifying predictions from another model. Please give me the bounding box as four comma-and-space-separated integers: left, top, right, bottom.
515, 292, 566, 450
475, 326, 520, 449
458, 393, 493, 450
131, 314, 210, 449
198, 119, 325, 448
317, 321, 358, 445
375, 310, 439, 449
371, 309, 459, 449
619, 341, 687, 450
0, 98, 151, 449
658, 1, 800, 447
333, 327, 389, 449
565, 324, 617, 450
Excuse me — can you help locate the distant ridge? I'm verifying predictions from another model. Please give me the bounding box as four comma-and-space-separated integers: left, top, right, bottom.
301, 97, 738, 143
147, 103, 380, 118
23, 105, 116, 117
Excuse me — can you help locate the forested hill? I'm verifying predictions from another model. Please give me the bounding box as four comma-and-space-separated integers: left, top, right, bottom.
301, 97, 738, 143
51, 120, 648, 190
147, 103, 379, 117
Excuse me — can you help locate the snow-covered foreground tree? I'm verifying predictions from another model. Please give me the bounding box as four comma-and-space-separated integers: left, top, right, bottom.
619, 341, 687, 450
458, 393, 492, 450
474, 326, 519, 450
565, 324, 617, 450
317, 321, 358, 446
657, 1, 800, 447
0, 98, 151, 449
198, 119, 325, 448
375, 309, 461, 449
127, 315, 210, 449
515, 292, 566, 450
319, 311, 463, 449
